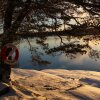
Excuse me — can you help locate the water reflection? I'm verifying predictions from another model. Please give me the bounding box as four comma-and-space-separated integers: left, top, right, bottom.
17, 35, 100, 71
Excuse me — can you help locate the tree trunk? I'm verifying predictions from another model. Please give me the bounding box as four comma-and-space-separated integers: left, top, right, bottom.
55, 18, 57, 32
3, 0, 16, 33
0, 0, 32, 83
0, 0, 16, 83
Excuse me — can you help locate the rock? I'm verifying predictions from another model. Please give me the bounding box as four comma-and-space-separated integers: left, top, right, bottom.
0, 82, 10, 96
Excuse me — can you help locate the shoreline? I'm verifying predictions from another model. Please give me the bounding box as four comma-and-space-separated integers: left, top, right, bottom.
0, 27, 100, 39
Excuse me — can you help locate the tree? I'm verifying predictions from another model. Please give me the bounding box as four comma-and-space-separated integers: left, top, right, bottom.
0, 0, 32, 83
0, 0, 99, 34
0, 0, 100, 83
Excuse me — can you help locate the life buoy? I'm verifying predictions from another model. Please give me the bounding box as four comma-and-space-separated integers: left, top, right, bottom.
1, 43, 19, 65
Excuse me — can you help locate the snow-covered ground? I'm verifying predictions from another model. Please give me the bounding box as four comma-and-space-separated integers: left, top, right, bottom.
0, 69, 100, 100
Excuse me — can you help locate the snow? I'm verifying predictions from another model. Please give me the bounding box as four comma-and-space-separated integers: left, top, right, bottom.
0, 68, 100, 100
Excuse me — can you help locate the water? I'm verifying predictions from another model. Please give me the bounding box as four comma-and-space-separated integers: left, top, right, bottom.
16, 35, 100, 71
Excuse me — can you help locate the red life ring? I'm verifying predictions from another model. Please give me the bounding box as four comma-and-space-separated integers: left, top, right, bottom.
1, 43, 19, 65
